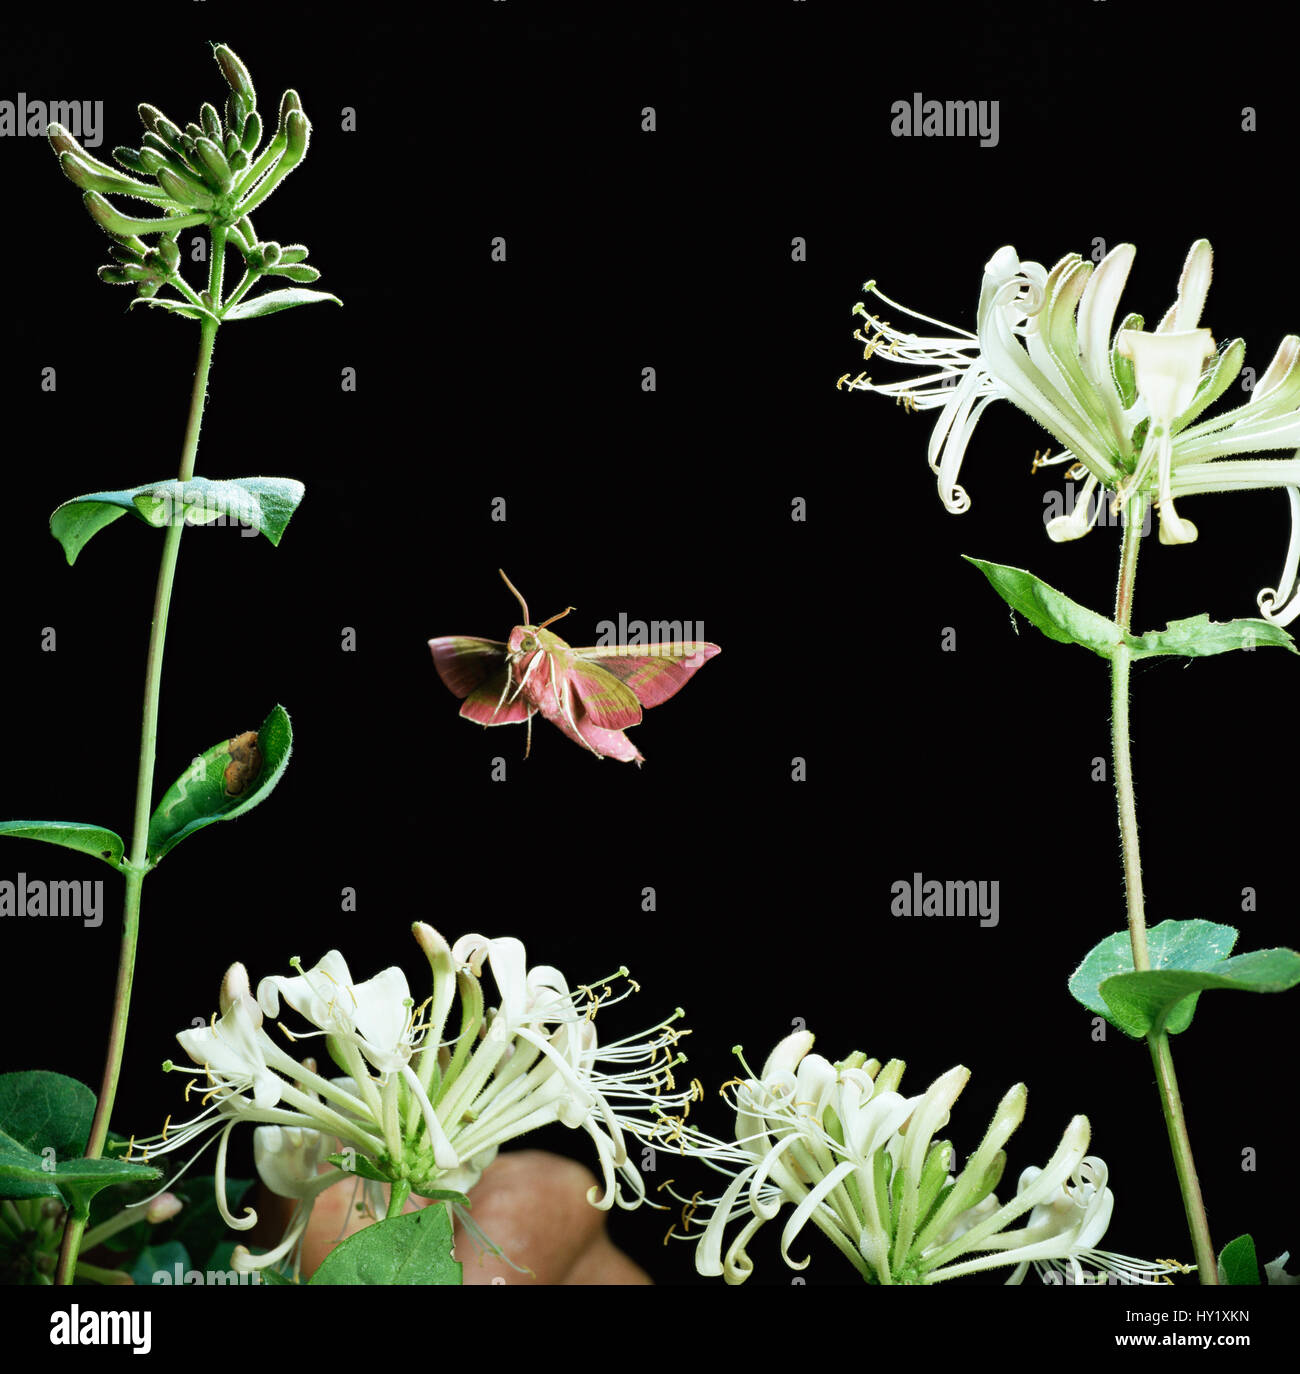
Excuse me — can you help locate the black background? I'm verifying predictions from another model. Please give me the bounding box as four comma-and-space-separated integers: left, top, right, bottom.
0, 0, 1295, 1322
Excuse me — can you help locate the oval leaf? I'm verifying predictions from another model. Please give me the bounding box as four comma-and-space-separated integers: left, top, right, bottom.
1069, 919, 1238, 1037
51, 476, 306, 565
963, 556, 1123, 657
0, 821, 124, 870
309, 1207, 461, 1286
147, 704, 292, 865
222, 288, 342, 322
1101, 947, 1300, 1037
0, 1072, 159, 1210
1218, 1234, 1261, 1286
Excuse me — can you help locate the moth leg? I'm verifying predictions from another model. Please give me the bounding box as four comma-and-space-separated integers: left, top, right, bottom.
524, 708, 532, 759
494, 668, 514, 718
509, 651, 542, 706
555, 654, 602, 757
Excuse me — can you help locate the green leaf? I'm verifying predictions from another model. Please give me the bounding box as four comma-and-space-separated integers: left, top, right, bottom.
963, 556, 1124, 658
0, 1071, 159, 1212
308, 1207, 462, 1286
51, 475, 306, 565
222, 288, 342, 321
128, 296, 221, 324
965, 557, 1297, 661
1070, 920, 1236, 1035
128, 1240, 190, 1287
1128, 614, 1297, 658
1070, 919, 1300, 1037
326, 1152, 390, 1185
1218, 1234, 1262, 1286
147, 704, 292, 865
1101, 947, 1300, 1038
0, 821, 125, 870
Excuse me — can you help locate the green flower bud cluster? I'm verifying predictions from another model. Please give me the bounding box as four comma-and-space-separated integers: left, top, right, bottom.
47, 43, 327, 316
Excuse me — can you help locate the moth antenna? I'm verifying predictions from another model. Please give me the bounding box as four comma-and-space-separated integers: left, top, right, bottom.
498, 569, 530, 624
537, 605, 574, 630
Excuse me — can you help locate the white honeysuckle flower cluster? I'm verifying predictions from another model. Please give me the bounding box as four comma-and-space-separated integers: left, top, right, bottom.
126, 923, 694, 1277
841, 239, 1300, 623
668, 1032, 1189, 1286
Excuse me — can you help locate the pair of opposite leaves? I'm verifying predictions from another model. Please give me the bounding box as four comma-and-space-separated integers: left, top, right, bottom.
429, 571, 721, 765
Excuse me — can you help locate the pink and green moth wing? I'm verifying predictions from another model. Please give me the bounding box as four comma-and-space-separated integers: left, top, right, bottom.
428, 636, 532, 726
574, 642, 721, 708
566, 659, 644, 730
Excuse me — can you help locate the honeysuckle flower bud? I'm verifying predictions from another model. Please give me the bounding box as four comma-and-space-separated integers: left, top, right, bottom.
214, 44, 257, 113
241, 111, 262, 157
672, 1032, 1186, 1285
130, 928, 694, 1277
281, 109, 310, 170
845, 239, 1300, 622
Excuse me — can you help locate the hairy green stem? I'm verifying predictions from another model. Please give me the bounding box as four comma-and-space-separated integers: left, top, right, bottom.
54, 237, 226, 1287
1110, 498, 1217, 1284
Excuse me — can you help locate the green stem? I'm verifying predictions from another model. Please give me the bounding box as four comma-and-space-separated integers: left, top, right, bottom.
1109, 497, 1217, 1285
386, 1180, 412, 1220
53, 235, 226, 1288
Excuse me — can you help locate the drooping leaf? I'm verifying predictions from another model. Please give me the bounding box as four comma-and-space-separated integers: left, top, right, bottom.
51, 475, 306, 565
308, 1207, 461, 1286
0, 821, 124, 870
147, 704, 292, 865
1218, 1234, 1261, 1286
222, 288, 342, 321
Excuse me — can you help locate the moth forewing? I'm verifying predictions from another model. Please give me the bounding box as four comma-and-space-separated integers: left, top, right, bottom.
577, 642, 722, 708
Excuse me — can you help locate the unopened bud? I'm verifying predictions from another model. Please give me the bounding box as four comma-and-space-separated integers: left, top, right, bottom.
145, 1193, 183, 1225
109, 243, 145, 265
225, 90, 248, 139
184, 121, 204, 144
112, 146, 147, 175
214, 44, 257, 112
229, 148, 248, 174
277, 243, 309, 265
98, 263, 149, 285
219, 961, 253, 1014
136, 147, 172, 176
60, 151, 145, 195
193, 136, 234, 193
241, 110, 262, 157
137, 103, 167, 133
157, 237, 180, 271
200, 102, 222, 143
268, 263, 320, 283
156, 166, 215, 210
262, 240, 281, 266
276, 89, 303, 140
281, 109, 310, 169
48, 122, 83, 159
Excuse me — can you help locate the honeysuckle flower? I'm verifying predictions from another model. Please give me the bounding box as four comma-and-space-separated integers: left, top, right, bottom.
842, 240, 1300, 622
671, 1031, 1187, 1285
126, 926, 694, 1277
